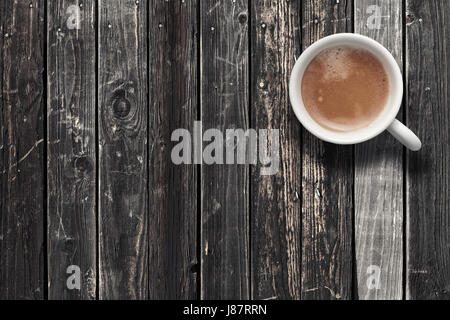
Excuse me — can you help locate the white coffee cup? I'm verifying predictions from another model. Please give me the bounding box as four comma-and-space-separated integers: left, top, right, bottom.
289, 33, 421, 151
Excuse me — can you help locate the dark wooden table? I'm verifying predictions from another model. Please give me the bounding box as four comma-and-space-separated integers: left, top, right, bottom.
0, 0, 449, 300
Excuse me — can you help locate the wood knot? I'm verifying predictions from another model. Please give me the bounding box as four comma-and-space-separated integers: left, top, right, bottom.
74, 156, 92, 173
63, 237, 74, 253
112, 90, 131, 119
189, 263, 199, 274
238, 12, 247, 24
406, 13, 416, 25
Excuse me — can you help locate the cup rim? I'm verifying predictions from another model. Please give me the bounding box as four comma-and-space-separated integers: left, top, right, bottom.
289, 33, 404, 145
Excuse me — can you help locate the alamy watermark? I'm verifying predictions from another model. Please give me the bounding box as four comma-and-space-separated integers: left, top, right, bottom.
66, 265, 81, 290
366, 265, 381, 290
66, 5, 81, 30
171, 121, 280, 176
366, 5, 389, 30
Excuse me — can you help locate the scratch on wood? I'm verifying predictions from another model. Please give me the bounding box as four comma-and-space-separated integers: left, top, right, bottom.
207, 2, 221, 15
262, 296, 277, 300
0, 139, 44, 174
215, 56, 236, 66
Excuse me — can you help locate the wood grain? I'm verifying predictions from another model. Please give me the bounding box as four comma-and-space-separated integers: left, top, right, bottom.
0, 0, 45, 300
148, 0, 198, 299
301, 0, 354, 300
201, 0, 250, 299
406, 0, 450, 300
1, 0, 450, 301
250, 0, 302, 300
98, 0, 148, 299
354, 0, 404, 300
47, 0, 97, 300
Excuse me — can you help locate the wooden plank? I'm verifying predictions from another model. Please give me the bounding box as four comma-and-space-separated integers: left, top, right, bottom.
201, 0, 250, 299
301, 0, 354, 300
250, 0, 302, 300
354, 0, 403, 300
148, 0, 198, 299
47, 0, 97, 300
406, 0, 450, 300
98, 0, 148, 299
0, 0, 45, 300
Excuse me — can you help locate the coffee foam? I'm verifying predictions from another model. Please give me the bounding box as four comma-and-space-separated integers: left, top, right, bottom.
319, 47, 351, 81
301, 46, 389, 132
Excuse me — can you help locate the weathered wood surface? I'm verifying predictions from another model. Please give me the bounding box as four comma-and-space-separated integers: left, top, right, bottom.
98, 0, 148, 299
301, 0, 354, 300
200, 0, 250, 300
0, 0, 45, 299
148, 0, 198, 300
406, 0, 450, 300
0, 0, 449, 300
354, 0, 404, 300
47, 0, 97, 300
250, 0, 302, 300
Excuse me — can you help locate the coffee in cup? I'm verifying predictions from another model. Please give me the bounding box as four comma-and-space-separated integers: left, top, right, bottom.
301, 46, 389, 132
289, 34, 421, 151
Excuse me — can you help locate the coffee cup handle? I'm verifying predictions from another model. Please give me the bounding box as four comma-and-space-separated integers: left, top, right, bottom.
387, 119, 422, 151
